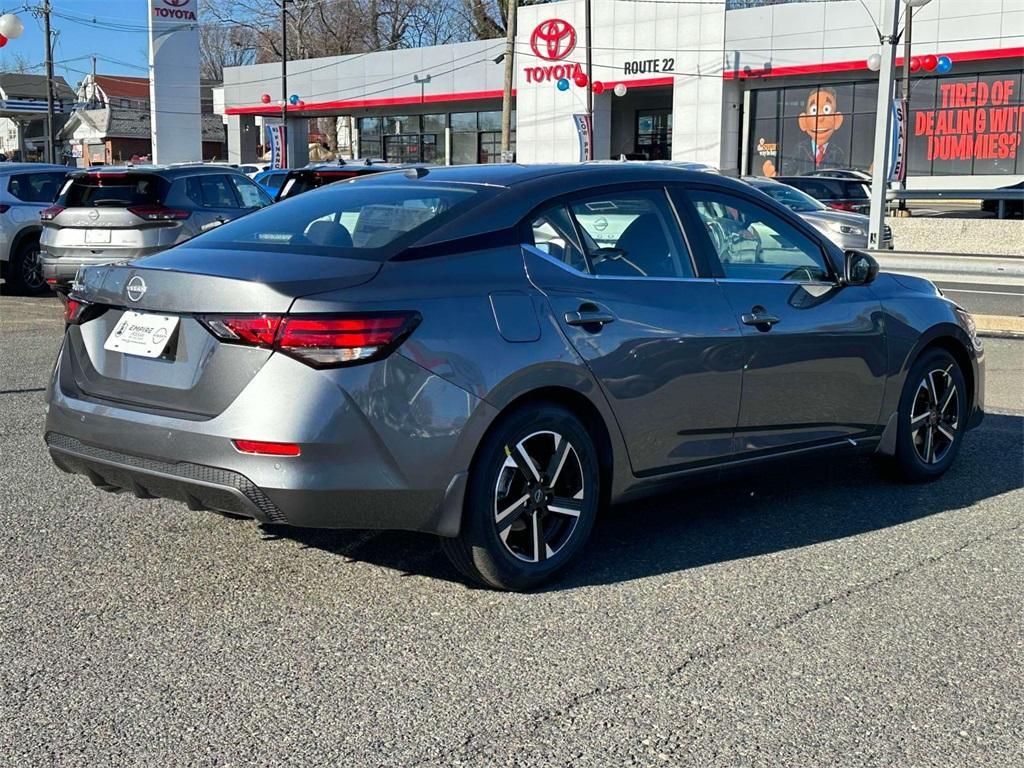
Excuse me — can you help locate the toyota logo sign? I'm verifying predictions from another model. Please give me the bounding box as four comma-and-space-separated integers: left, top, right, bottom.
530, 19, 576, 62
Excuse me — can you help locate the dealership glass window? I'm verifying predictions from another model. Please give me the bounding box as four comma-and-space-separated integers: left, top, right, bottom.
422, 114, 447, 134
636, 110, 672, 160
451, 112, 478, 132
359, 138, 382, 159
451, 132, 477, 164
477, 111, 502, 131
384, 115, 419, 135
359, 117, 381, 136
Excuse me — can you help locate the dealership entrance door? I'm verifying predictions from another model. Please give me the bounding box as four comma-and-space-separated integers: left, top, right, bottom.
608, 85, 673, 161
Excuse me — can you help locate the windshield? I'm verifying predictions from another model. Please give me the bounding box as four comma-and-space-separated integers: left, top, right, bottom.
188, 182, 480, 260
759, 184, 826, 212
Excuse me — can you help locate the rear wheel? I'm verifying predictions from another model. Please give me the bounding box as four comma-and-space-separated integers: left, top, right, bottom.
8, 238, 48, 295
884, 348, 967, 482
441, 404, 600, 591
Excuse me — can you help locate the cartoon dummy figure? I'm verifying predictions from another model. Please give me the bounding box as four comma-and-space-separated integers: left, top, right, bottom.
762, 86, 846, 177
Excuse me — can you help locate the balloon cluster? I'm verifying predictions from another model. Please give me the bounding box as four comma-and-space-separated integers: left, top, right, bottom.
0, 13, 26, 48
869, 52, 952, 74
555, 78, 629, 98
260, 93, 305, 107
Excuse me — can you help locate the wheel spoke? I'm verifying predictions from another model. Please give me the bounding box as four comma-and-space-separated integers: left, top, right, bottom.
923, 426, 935, 463
495, 494, 530, 531
506, 443, 540, 483
910, 411, 930, 426
940, 384, 957, 415
925, 371, 939, 407
548, 497, 582, 518
937, 423, 957, 443
532, 511, 546, 562
546, 435, 571, 487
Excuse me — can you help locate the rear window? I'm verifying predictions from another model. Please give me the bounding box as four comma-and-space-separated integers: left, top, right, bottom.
277, 169, 369, 200
189, 182, 480, 260
843, 181, 870, 199
8, 171, 67, 203
62, 174, 168, 208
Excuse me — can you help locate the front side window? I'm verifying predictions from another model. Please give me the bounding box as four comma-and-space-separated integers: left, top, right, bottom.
687, 190, 831, 282
568, 189, 692, 278
229, 175, 271, 208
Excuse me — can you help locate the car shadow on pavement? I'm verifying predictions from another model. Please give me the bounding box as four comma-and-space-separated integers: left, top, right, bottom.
264, 413, 1024, 590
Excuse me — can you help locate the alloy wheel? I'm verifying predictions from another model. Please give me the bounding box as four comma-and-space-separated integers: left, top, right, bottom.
21, 245, 45, 292
493, 430, 585, 563
909, 366, 959, 465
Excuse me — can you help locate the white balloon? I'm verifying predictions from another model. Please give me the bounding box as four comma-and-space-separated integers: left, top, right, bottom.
0, 14, 25, 40
866, 53, 882, 72
613, 83, 628, 97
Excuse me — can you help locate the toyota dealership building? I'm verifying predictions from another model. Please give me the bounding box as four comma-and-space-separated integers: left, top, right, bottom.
220, 0, 1024, 187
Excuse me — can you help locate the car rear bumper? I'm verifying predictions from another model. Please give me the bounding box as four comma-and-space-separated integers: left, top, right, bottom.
45, 343, 493, 536
40, 249, 165, 289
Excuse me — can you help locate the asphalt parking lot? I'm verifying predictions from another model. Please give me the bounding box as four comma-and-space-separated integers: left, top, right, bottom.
2, 294, 1022, 767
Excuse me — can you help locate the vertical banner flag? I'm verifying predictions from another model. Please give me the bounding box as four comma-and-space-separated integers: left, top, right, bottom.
266, 123, 285, 169
888, 99, 908, 183
572, 114, 592, 162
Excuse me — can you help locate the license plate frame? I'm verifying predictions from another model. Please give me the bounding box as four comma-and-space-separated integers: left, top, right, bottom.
103, 311, 180, 359
85, 228, 112, 245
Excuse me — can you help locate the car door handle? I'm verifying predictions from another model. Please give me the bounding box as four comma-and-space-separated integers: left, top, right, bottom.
564, 310, 616, 327
741, 311, 781, 327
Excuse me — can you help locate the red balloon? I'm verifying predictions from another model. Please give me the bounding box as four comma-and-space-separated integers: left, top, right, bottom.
0, 35, 7, 48
909, 57, 921, 72
260, 93, 271, 104
592, 81, 605, 95
298, 100, 306, 107
574, 73, 588, 88
921, 54, 937, 72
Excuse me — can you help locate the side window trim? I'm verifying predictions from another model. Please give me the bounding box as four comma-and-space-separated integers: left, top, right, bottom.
676, 185, 838, 284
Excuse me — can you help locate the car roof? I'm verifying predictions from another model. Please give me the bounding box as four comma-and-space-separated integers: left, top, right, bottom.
741, 176, 784, 187
71, 164, 246, 179
0, 162, 71, 174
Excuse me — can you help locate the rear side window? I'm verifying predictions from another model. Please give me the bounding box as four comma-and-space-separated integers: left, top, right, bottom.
62, 174, 167, 207
792, 179, 842, 199
190, 183, 479, 260
186, 175, 239, 208
529, 205, 589, 273
843, 181, 870, 200
567, 189, 693, 278
8, 172, 66, 203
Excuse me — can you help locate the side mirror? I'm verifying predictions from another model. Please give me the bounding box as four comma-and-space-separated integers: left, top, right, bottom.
843, 249, 879, 286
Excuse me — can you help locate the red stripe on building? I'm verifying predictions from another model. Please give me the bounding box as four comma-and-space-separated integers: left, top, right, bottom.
724, 46, 1024, 79
225, 88, 510, 115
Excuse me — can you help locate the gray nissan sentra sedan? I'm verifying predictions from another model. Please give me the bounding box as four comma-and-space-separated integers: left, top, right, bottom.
44, 164, 984, 590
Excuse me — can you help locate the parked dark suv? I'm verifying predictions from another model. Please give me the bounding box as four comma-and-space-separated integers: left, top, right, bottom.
40, 164, 273, 292
774, 175, 871, 214
275, 161, 405, 201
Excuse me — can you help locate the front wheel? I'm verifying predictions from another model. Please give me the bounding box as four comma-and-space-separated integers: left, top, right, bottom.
883, 348, 968, 482
441, 404, 600, 591
8, 238, 48, 295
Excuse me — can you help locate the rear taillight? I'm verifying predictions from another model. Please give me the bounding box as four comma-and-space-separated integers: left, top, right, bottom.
62, 295, 106, 325
198, 312, 420, 368
40, 205, 64, 220
127, 205, 190, 221
0, 204, 10, 213
829, 201, 857, 212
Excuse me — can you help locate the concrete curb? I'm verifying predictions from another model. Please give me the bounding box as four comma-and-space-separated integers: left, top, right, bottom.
975, 314, 1024, 338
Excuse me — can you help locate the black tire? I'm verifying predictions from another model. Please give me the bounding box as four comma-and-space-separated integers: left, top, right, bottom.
7, 237, 48, 295
882, 348, 967, 482
440, 404, 600, 591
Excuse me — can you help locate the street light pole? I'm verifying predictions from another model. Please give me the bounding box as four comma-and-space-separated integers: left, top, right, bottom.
42, 0, 55, 164
867, 0, 901, 250
280, 0, 288, 168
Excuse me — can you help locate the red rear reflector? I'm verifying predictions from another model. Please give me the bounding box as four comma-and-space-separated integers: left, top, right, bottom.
128, 205, 190, 221
829, 202, 856, 211
232, 439, 301, 456
40, 205, 64, 221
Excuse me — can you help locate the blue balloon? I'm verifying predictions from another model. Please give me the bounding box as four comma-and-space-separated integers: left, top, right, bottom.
556, 78, 570, 91
935, 55, 952, 74
289, 94, 300, 105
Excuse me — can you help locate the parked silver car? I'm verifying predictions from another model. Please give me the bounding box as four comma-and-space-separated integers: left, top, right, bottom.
744, 176, 893, 250
0, 163, 71, 294
40, 165, 273, 292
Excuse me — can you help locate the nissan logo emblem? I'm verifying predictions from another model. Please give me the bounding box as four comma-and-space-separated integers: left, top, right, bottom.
126, 276, 147, 302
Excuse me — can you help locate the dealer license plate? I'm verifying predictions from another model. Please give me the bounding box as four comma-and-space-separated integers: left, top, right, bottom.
103, 311, 179, 358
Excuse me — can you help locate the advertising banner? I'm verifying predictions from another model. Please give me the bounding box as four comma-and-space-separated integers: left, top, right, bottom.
265, 123, 286, 170
572, 114, 591, 162
889, 98, 907, 183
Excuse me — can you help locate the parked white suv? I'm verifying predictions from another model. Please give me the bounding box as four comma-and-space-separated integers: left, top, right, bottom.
0, 163, 71, 294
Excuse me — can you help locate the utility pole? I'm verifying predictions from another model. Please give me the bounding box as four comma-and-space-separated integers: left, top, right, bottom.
584, 0, 593, 160
42, 0, 55, 164
500, 0, 516, 161
280, 0, 288, 168
868, 0, 900, 250
897, 3, 912, 215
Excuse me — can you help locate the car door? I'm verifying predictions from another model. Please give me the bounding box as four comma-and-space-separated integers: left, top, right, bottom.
186, 174, 242, 233
523, 186, 745, 476
227, 173, 273, 216
673, 185, 887, 456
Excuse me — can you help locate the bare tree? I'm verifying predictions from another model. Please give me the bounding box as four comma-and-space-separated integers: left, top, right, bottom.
199, 17, 259, 81
1, 52, 37, 74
